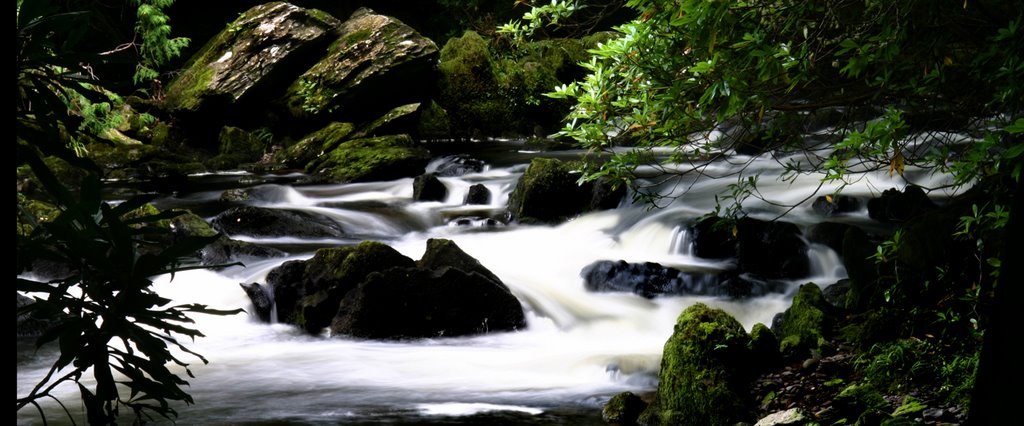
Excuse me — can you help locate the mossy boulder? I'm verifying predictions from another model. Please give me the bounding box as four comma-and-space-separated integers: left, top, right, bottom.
602, 391, 647, 424
507, 158, 624, 224
267, 242, 417, 333
416, 100, 451, 140
749, 322, 781, 370
308, 134, 431, 183
168, 210, 285, 266
162, 2, 340, 132
207, 126, 267, 170
275, 121, 355, 169
349, 102, 423, 140
778, 283, 834, 359
638, 303, 755, 426
283, 8, 438, 125
438, 32, 601, 139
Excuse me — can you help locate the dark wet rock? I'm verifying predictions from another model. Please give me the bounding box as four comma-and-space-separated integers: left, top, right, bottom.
465, 183, 491, 205
736, 217, 809, 280
413, 173, 447, 202
17, 293, 66, 338
210, 205, 346, 238
812, 195, 861, 216
749, 323, 781, 371
821, 279, 853, 310
170, 210, 286, 265
580, 260, 787, 299
266, 260, 309, 325
806, 222, 857, 255
330, 265, 526, 339
417, 238, 503, 285
507, 158, 624, 224
240, 283, 274, 322
867, 185, 936, 223
689, 215, 739, 259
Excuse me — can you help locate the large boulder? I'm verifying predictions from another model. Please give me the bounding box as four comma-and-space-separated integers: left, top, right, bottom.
307, 134, 431, 183
735, 217, 809, 279
262, 238, 525, 340
266, 242, 416, 332
329, 265, 526, 339
638, 303, 755, 425
169, 210, 286, 265
283, 8, 439, 125
162, 2, 340, 127
867, 185, 936, 223
507, 158, 623, 224
327, 238, 525, 339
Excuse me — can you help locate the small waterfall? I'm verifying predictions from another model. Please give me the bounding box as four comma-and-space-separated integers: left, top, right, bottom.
670, 225, 693, 256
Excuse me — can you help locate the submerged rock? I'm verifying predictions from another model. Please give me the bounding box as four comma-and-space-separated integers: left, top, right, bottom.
580, 260, 787, 299
210, 205, 346, 238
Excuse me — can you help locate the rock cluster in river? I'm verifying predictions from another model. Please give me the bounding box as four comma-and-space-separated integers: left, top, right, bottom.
248, 238, 526, 339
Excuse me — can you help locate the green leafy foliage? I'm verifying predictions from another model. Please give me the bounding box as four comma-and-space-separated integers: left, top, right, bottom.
17, 1, 235, 423
16, 146, 242, 424
512, 0, 1021, 208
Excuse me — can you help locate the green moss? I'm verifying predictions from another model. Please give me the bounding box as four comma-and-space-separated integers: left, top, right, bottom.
779, 283, 832, 358
276, 122, 355, 168
416, 100, 451, 139
343, 28, 373, 46
169, 212, 218, 238
16, 193, 59, 236
163, 64, 216, 113
311, 134, 430, 182
639, 303, 754, 426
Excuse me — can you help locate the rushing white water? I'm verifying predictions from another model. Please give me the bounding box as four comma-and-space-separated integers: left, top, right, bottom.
17, 143, 957, 425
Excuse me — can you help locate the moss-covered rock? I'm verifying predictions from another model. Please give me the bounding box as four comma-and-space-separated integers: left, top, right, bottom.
162, 2, 340, 139
283, 8, 439, 125
277, 242, 417, 333
638, 303, 754, 426
778, 283, 834, 359
437, 31, 607, 139
350, 102, 422, 140
416, 100, 451, 140
602, 391, 647, 424
207, 126, 267, 170
275, 121, 355, 169
507, 157, 624, 224
309, 134, 431, 183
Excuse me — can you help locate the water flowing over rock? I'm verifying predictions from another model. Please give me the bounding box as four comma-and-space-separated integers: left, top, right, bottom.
283, 8, 439, 124
580, 260, 788, 299
210, 206, 347, 238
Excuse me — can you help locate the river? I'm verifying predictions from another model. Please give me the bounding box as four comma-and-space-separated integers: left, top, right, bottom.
16, 139, 960, 425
